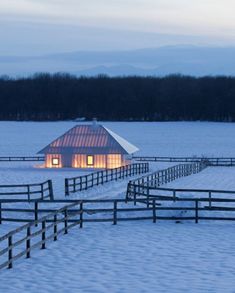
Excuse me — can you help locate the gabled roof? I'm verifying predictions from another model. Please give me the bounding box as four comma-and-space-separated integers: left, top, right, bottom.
38, 124, 139, 155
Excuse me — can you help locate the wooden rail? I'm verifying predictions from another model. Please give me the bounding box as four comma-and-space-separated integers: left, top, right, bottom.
133, 156, 235, 166
0, 180, 54, 201
65, 163, 149, 196
0, 156, 45, 162
0, 201, 82, 270
127, 183, 235, 208
126, 162, 207, 200
2, 197, 235, 269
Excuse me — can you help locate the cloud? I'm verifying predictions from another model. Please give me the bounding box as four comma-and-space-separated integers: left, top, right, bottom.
1, 0, 235, 55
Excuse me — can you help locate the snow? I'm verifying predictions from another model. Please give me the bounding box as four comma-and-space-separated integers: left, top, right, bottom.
1, 222, 235, 293
104, 126, 139, 154
1, 121, 235, 292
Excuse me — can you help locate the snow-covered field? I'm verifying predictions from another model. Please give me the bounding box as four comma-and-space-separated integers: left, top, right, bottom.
1, 121, 235, 292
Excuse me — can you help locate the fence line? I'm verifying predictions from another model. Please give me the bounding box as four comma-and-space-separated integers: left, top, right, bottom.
126, 161, 207, 201
0, 156, 45, 162
65, 163, 149, 196
0, 180, 54, 201
2, 197, 235, 269
0, 201, 82, 270
133, 156, 235, 166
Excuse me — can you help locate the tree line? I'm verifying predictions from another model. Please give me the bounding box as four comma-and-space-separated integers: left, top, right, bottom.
0, 73, 235, 121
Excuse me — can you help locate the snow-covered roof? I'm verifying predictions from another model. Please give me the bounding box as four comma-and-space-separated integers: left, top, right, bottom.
38, 124, 139, 155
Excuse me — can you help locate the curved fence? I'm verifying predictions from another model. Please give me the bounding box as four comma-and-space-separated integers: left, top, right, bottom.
133, 156, 235, 166
126, 161, 208, 201
65, 163, 149, 195
2, 197, 235, 269
0, 180, 53, 201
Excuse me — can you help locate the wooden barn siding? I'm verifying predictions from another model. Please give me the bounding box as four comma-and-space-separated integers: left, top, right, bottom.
45, 154, 129, 168
73, 154, 106, 168
45, 154, 62, 168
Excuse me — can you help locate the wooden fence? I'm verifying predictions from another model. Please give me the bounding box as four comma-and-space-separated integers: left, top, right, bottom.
0, 180, 53, 201
65, 163, 149, 196
0, 156, 45, 162
0, 201, 82, 269
126, 162, 207, 200
2, 197, 235, 269
133, 156, 235, 166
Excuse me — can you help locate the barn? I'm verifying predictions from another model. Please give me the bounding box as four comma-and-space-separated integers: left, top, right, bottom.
38, 121, 139, 169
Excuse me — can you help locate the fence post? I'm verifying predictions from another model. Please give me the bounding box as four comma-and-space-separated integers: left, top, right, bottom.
48, 180, 54, 200
147, 186, 150, 208
64, 209, 68, 234
113, 201, 117, 225
0, 202, 2, 224
80, 202, 83, 228
8, 235, 13, 269
26, 226, 31, 258
209, 191, 212, 208
152, 199, 156, 223
54, 215, 57, 241
195, 200, 199, 224
73, 178, 76, 192
173, 190, 176, 202
35, 202, 38, 227
40, 183, 44, 200
41, 221, 46, 249
65, 179, 69, 196
27, 185, 30, 201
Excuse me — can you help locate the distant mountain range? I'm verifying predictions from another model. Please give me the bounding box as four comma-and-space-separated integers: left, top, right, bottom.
1, 46, 235, 77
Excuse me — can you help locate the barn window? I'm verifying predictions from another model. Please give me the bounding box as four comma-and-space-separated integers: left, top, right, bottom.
52, 157, 60, 166
87, 155, 94, 166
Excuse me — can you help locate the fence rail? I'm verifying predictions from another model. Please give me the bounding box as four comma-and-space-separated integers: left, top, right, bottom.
0, 201, 82, 270
65, 163, 149, 195
0, 156, 45, 162
2, 197, 235, 269
126, 162, 207, 201
133, 156, 235, 166
0, 180, 53, 201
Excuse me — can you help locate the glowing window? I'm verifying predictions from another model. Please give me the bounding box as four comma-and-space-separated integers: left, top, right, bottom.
52, 158, 60, 166
87, 155, 94, 166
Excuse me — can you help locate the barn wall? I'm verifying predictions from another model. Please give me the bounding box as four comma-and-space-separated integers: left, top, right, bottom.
107, 154, 122, 169
45, 154, 62, 168
45, 153, 131, 169
73, 154, 106, 168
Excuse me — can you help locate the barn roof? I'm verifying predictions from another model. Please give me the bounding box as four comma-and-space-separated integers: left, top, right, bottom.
38, 124, 139, 155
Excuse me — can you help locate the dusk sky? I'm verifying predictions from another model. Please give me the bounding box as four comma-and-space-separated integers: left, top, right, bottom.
1, 0, 235, 55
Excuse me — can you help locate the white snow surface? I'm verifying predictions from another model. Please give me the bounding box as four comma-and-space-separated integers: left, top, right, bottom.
1, 122, 235, 292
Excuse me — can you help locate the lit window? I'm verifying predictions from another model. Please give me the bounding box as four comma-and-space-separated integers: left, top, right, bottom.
87, 155, 94, 166
52, 158, 59, 166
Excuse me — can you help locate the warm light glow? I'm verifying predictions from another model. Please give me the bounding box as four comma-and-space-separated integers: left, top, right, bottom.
73, 154, 106, 168
87, 155, 94, 166
52, 158, 59, 166
107, 154, 122, 169
45, 154, 62, 168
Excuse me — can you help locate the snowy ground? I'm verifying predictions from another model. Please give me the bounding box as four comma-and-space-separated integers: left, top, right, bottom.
1, 122, 235, 292
1, 121, 235, 157
1, 222, 235, 293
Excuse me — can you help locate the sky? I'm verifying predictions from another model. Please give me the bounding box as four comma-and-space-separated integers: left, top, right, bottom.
1, 0, 235, 55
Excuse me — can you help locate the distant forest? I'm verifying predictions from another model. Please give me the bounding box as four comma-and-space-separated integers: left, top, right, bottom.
1, 74, 235, 121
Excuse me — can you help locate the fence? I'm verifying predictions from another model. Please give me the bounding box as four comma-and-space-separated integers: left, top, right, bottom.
126, 162, 208, 201
65, 163, 149, 195
2, 197, 235, 269
0, 156, 45, 162
133, 156, 235, 166
0, 201, 82, 269
0, 180, 54, 201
